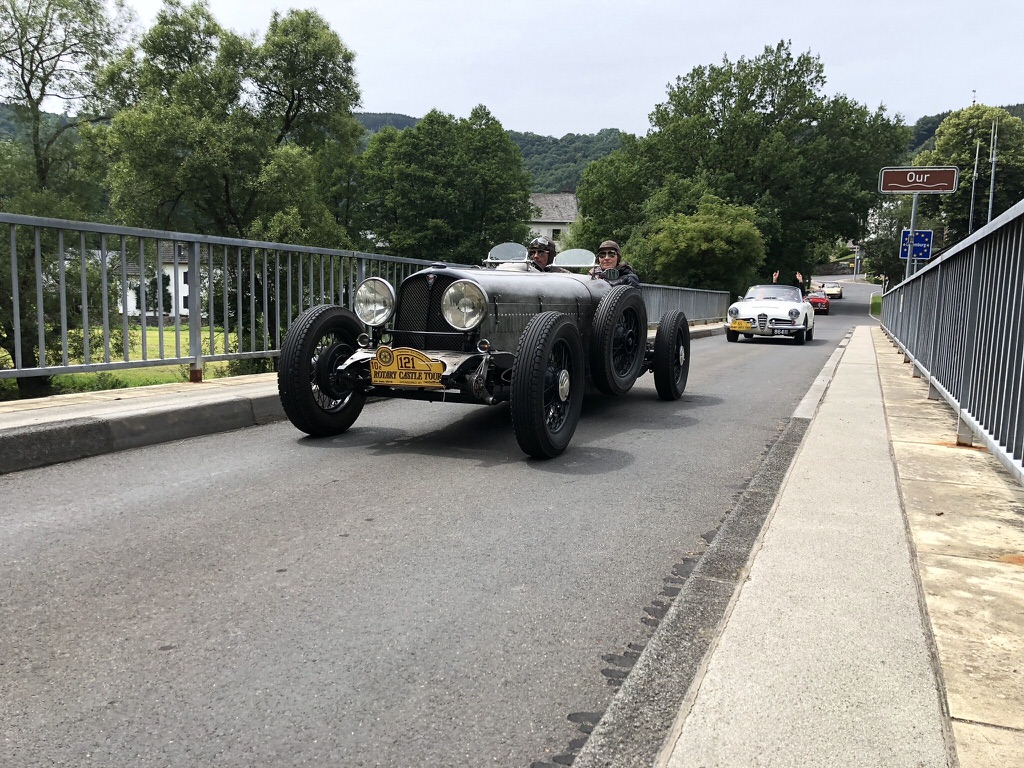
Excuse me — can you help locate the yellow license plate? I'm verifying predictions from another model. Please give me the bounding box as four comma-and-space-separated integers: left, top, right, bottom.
370, 346, 444, 388
729, 319, 752, 331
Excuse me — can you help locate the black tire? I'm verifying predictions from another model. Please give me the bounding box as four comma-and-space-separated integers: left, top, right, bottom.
743, 333, 753, 339
510, 312, 585, 459
278, 305, 367, 436
590, 286, 648, 395
794, 322, 807, 345
726, 329, 739, 342
806, 324, 814, 342
653, 310, 690, 401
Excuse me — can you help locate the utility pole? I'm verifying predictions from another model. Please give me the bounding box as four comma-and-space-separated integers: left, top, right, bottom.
905, 192, 919, 281
987, 119, 999, 224
968, 139, 981, 234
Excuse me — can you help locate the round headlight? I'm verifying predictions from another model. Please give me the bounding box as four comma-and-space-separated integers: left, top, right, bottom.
728, 306, 739, 318
441, 280, 487, 330
788, 307, 800, 320
353, 278, 395, 327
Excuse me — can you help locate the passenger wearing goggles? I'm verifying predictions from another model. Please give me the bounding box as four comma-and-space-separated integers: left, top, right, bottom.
527, 236, 567, 272
589, 240, 640, 288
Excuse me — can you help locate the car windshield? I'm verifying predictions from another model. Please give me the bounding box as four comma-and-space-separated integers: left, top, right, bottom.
744, 285, 802, 302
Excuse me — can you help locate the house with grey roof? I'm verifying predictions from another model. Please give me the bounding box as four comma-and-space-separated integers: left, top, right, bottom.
529, 193, 579, 250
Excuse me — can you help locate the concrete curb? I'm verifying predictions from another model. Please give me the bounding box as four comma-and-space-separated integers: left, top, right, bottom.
0, 389, 284, 474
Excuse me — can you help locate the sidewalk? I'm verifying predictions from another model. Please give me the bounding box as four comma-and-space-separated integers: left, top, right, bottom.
652, 326, 1024, 767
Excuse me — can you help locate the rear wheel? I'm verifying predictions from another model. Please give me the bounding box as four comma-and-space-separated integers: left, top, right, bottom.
278, 305, 367, 436
590, 286, 647, 395
511, 312, 585, 459
653, 310, 690, 401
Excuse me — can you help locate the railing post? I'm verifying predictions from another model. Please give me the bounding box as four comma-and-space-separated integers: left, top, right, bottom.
955, 244, 982, 445
188, 241, 203, 383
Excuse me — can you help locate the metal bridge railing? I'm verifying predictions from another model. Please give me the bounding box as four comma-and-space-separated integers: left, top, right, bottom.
640, 283, 731, 326
2, 213, 727, 383
1, 213, 434, 381
881, 197, 1024, 486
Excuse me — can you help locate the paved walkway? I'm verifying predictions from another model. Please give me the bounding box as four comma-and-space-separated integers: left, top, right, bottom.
651, 326, 1024, 767
1, 325, 1022, 767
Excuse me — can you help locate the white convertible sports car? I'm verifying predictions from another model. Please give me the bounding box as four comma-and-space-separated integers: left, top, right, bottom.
725, 284, 815, 344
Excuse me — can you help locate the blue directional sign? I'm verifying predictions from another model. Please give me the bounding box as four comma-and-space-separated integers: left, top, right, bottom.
900, 229, 933, 260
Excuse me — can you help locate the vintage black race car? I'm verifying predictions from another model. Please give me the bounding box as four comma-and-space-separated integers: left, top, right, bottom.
277, 245, 690, 458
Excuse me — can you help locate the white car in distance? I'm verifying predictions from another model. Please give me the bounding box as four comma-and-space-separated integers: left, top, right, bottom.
725, 284, 815, 345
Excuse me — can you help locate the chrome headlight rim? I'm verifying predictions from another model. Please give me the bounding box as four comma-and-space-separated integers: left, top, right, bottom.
788, 307, 801, 320
440, 279, 488, 331
728, 306, 739, 318
353, 277, 396, 327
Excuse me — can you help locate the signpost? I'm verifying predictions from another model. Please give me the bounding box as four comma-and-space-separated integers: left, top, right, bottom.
899, 229, 932, 260
878, 166, 959, 279
879, 166, 959, 194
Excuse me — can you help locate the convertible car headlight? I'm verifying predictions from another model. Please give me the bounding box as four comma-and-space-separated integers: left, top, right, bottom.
788, 307, 800, 320
728, 306, 739, 318
441, 280, 487, 330
353, 278, 396, 327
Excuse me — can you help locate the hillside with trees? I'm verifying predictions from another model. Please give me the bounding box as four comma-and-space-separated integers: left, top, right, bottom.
508, 128, 623, 192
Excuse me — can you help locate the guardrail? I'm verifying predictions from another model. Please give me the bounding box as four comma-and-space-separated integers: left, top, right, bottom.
1, 214, 434, 381
640, 283, 730, 326
2, 213, 727, 383
881, 197, 1024, 486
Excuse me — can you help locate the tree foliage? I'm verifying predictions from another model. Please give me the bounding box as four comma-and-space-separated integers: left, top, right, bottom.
0, 0, 132, 394
509, 128, 623, 192
630, 195, 765, 296
355, 105, 532, 263
914, 104, 1024, 241
94, 0, 362, 244
0, 0, 130, 211
573, 41, 909, 291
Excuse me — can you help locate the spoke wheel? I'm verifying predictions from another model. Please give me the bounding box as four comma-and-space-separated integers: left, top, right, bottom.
511, 312, 584, 459
653, 310, 690, 401
278, 305, 367, 436
590, 285, 648, 395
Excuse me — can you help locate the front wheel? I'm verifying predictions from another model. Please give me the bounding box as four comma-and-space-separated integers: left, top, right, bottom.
794, 322, 807, 345
653, 310, 690, 401
511, 312, 585, 459
278, 305, 367, 436
726, 329, 739, 342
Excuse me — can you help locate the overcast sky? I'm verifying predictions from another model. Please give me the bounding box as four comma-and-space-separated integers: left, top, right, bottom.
124, 0, 1021, 137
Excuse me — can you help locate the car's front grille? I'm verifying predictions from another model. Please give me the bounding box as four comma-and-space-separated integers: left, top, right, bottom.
392, 273, 465, 351
757, 313, 768, 330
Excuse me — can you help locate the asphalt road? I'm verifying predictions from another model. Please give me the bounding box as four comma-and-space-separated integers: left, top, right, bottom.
0, 279, 878, 767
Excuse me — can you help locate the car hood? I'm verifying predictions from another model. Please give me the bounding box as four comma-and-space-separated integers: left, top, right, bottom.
730, 298, 804, 314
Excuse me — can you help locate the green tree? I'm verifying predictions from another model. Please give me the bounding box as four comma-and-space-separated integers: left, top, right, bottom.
0, 0, 131, 395
0, 0, 130, 196
631, 195, 764, 296
915, 105, 1024, 241
96, 1, 362, 244
569, 134, 655, 251
576, 41, 909, 292
356, 105, 532, 263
